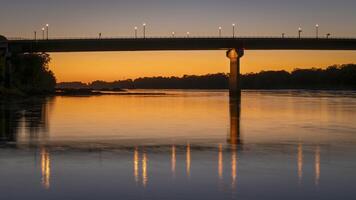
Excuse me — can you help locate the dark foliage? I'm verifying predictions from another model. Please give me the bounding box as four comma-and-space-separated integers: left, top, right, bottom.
10, 53, 56, 93
57, 64, 356, 90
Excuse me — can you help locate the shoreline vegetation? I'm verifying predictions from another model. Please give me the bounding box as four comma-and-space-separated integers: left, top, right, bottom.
1, 53, 355, 97
57, 64, 356, 92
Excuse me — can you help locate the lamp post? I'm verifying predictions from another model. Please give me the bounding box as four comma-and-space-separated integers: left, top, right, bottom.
298, 27, 302, 39
187, 32, 190, 38
42, 27, 45, 40
316, 24, 319, 39
326, 33, 331, 39
143, 23, 146, 38
34, 31, 37, 40
134, 26, 138, 38
219, 27, 222, 38
46, 24, 49, 40
172, 31, 175, 38
282, 33, 285, 38
232, 23, 236, 38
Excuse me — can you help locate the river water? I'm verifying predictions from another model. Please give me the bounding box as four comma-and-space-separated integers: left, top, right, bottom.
1, 90, 356, 199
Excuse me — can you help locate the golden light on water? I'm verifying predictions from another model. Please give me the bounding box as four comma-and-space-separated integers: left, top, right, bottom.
41, 148, 50, 189
134, 147, 139, 184
218, 144, 223, 180
171, 145, 176, 177
315, 146, 321, 186
186, 143, 191, 177
231, 145, 237, 188
142, 152, 148, 187
298, 143, 303, 184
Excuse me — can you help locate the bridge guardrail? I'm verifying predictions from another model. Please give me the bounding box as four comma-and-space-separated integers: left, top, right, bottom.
7, 36, 356, 41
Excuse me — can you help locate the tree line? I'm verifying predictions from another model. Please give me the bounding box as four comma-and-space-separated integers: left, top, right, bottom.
57, 64, 356, 90
1, 53, 56, 95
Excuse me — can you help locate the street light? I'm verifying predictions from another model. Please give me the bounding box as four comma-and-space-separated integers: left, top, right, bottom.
326, 33, 331, 39
172, 31, 175, 38
143, 23, 146, 38
42, 27, 45, 40
187, 32, 190, 38
316, 24, 319, 39
232, 23, 236, 38
46, 24, 49, 40
298, 27, 302, 39
34, 31, 37, 40
134, 26, 138, 38
219, 26, 222, 37
282, 33, 285, 38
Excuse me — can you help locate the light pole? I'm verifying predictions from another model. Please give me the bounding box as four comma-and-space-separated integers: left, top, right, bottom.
143, 23, 146, 38
187, 32, 190, 38
219, 27, 222, 37
298, 27, 302, 39
42, 27, 45, 40
46, 24, 49, 40
282, 33, 285, 38
134, 26, 138, 38
232, 23, 236, 38
34, 31, 37, 40
172, 31, 175, 38
326, 33, 331, 39
316, 24, 319, 39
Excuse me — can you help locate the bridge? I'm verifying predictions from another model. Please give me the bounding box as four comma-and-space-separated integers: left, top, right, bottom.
2, 36, 356, 96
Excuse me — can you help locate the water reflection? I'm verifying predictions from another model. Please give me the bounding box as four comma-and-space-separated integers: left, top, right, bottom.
142, 152, 148, 187
315, 146, 321, 186
0, 97, 52, 145
171, 145, 176, 177
298, 143, 303, 184
40, 147, 51, 189
231, 145, 237, 188
218, 144, 223, 180
186, 143, 191, 178
134, 147, 139, 184
228, 95, 242, 146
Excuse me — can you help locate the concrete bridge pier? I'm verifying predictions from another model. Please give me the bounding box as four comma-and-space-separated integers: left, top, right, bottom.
226, 48, 244, 97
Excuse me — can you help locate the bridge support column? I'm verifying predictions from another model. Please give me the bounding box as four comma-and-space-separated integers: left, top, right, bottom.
226, 48, 244, 97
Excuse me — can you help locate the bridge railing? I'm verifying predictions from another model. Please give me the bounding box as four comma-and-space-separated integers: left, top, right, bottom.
7, 36, 356, 41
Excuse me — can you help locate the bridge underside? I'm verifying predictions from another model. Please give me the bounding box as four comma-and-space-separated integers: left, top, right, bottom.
7, 38, 356, 53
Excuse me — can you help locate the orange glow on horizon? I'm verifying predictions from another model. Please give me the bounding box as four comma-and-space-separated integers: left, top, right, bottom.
49, 51, 356, 83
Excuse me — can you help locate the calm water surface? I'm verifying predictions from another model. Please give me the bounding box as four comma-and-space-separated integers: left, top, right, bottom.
1, 90, 356, 200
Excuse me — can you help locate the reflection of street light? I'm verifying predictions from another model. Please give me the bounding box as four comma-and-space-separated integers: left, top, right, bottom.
134, 26, 138, 38
187, 32, 190, 38
316, 24, 319, 39
326, 33, 331, 39
42, 28, 44, 40
143, 23, 146, 38
46, 24, 49, 40
298, 27, 302, 39
232, 23, 236, 38
219, 26, 222, 37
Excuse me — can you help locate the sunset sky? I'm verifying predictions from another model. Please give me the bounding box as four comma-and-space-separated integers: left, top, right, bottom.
1, 0, 356, 82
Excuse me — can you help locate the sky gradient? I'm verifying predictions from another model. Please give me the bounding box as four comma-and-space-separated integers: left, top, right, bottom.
1, 0, 356, 82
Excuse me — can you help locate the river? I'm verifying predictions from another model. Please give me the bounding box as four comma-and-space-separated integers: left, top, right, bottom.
1, 90, 356, 199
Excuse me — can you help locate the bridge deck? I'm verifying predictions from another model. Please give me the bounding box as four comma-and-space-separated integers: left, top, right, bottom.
5, 37, 356, 53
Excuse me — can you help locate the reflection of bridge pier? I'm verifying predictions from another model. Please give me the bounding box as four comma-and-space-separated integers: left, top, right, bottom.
227, 93, 242, 146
